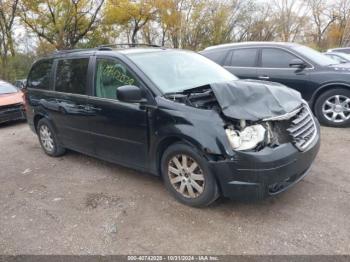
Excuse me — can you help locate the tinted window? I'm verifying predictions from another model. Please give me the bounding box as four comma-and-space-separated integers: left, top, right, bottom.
95, 58, 138, 100
225, 48, 258, 67
261, 48, 299, 68
203, 50, 227, 65
0, 81, 18, 94
55, 58, 89, 94
27, 60, 53, 89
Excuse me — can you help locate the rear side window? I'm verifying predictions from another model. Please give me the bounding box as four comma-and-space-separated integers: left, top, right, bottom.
27, 60, 53, 89
225, 48, 258, 67
261, 48, 298, 68
202, 50, 227, 65
55, 58, 89, 95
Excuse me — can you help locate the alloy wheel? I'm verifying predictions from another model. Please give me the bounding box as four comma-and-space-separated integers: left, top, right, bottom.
39, 125, 55, 152
168, 154, 205, 198
322, 95, 350, 123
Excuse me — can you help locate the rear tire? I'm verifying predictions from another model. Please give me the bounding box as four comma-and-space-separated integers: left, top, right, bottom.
314, 88, 350, 127
161, 143, 219, 207
37, 118, 66, 157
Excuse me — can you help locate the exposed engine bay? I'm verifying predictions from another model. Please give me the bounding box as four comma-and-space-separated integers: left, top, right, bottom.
164, 80, 315, 152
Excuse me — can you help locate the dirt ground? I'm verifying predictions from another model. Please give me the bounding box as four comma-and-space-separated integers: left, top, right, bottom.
0, 121, 349, 255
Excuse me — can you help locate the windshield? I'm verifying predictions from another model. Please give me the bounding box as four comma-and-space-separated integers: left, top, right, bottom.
292, 45, 337, 66
0, 82, 18, 94
127, 50, 238, 93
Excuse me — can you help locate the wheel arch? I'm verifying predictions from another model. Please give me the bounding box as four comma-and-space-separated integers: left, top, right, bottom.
155, 136, 222, 204
155, 134, 220, 175
311, 83, 350, 111
33, 114, 45, 133
155, 136, 194, 177
154, 135, 224, 194
33, 113, 58, 134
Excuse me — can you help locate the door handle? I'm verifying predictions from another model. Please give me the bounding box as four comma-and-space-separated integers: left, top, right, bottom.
84, 105, 101, 111
258, 76, 270, 80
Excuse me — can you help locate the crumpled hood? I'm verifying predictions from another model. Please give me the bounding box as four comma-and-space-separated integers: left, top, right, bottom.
210, 79, 302, 121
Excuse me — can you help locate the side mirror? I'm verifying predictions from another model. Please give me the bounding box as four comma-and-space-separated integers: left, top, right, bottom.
117, 85, 146, 103
289, 58, 306, 68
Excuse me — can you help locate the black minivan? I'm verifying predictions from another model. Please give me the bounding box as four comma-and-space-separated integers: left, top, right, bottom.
25, 46, 320, 207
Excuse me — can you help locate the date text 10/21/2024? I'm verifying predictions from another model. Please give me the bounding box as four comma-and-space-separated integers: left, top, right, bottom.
127, 256, 220, 261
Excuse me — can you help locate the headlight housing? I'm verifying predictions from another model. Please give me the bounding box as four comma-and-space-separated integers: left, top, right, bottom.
225, 124, 266, 151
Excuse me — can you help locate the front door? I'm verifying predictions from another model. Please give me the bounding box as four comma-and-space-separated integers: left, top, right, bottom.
257, 48, 311, 96
86, 57, 149, 169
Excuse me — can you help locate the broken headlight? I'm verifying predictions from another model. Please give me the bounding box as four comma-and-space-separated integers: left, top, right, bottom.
225, 125, 266, 151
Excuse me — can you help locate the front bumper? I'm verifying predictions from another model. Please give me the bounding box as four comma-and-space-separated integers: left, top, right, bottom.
0, 103, 26, 124
209, 128, 320, 201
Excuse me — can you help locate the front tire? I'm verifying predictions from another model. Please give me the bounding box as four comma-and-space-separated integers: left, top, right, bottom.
314, 88, 350, 127
161, 143, 219, 207
37, 118, 66, 157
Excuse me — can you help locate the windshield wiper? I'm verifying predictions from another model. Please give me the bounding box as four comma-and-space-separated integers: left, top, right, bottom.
164, 85, 211, 97
164, 90, 186, 96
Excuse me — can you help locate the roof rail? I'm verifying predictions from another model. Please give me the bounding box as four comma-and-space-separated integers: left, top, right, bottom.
51, 48, 95, 55
97, 43, 162, 50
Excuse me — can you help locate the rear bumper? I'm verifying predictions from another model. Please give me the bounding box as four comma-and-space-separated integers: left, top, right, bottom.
0, 104, 26, 124
209, 127, 320, 201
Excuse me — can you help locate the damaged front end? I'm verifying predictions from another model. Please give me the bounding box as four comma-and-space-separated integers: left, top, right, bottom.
163, 79, 320, 200
164, 79, 318, 153
225, 103, 318, 153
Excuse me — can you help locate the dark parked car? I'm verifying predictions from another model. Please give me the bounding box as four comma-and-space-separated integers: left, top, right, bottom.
0, 80, 26, 124
24, 46, 320, 207
201, 42, 350, 127
324, 52, 350, 64
14, 79, 27, 89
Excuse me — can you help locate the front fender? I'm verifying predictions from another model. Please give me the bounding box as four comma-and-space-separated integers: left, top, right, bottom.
154, 121, 232, 157
148, 103, 234, 174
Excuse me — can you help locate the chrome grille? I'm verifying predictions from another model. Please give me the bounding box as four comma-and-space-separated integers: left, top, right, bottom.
287, 104, 317, 151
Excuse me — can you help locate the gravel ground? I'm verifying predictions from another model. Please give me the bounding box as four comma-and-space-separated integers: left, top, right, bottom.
0, 121, 349, 255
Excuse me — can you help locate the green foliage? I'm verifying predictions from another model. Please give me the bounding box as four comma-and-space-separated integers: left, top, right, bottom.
19, 0, 105, 49
105, 0, 157, 44
76, 25, 118, 48
2, 0, 350, 83
0, 53, 35, 82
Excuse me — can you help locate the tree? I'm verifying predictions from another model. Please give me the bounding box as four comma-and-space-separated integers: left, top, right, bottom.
0, 0, 19, 79
105, 0, 158, 44
237, 2, 277, 42
272, 0, 309, 42
332, 0, 350, 46
155, 0, 182, 46
19, 0, 105, 50
0, 0, 18, 57
307, 0, 337, 48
